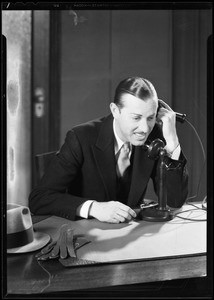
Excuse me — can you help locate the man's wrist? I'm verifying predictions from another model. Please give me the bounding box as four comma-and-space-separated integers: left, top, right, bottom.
164, 137, 179, 155
165, 143, 181, 160
76, 200, 95, 218
166, 142, 180, 157
88, 201, 98, 218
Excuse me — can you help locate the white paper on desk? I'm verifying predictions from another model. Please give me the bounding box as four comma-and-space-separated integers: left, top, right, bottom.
33, 207, 206, 263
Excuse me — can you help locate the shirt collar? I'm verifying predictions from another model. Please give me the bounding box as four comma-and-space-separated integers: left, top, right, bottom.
113, 119, 132, 155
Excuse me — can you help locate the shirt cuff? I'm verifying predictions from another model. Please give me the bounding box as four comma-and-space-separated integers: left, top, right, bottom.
76, 200, 94, 219
170, 144, 181, 160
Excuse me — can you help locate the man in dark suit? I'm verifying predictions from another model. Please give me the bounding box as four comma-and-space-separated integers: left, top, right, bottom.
29, 77, 188, 223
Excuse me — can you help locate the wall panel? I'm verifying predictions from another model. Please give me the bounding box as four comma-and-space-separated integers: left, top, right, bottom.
2, 11, 32, 206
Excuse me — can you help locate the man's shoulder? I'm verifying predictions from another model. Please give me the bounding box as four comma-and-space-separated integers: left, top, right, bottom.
74, 116, 105, 130
73, 115, 111, 132
70, 114, 113, 140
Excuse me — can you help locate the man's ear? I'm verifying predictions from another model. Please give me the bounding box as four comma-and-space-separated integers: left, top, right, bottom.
110, 102, 120, 119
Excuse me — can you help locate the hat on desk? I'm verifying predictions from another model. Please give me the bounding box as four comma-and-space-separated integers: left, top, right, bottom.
7, 203, 50, 254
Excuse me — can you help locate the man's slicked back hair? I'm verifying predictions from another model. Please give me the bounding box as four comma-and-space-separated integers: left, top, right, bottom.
114, 77, 157, 107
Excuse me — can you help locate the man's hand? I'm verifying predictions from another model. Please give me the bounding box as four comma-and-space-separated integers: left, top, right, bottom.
89, 201, 137, 223
157, 99, 179, 153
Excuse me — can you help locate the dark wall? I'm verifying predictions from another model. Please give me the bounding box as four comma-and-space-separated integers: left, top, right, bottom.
60, 10, 172, 144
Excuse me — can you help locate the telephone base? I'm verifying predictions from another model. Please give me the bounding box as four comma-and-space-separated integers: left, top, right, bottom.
139, 206, 173, 222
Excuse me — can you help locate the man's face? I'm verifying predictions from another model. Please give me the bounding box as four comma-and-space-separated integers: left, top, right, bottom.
110, 93, 158, 146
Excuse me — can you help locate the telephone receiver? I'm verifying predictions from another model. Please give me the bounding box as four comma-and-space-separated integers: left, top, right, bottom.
157, 99, 186, 123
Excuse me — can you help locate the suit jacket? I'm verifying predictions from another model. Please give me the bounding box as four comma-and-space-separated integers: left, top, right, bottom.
29, 114, 188, 220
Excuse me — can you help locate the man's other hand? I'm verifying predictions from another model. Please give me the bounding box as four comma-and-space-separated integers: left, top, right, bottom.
89, 201, 137, 223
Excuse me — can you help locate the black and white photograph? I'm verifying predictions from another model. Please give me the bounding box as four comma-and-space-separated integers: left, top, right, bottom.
1, 1, 213, 298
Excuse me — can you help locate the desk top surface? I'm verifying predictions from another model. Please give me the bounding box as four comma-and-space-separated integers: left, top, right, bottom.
6, 204, 207, 295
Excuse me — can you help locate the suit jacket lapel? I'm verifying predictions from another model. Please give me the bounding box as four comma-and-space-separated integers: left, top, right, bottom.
92, 115, 117, 200
127, 146, 155, 207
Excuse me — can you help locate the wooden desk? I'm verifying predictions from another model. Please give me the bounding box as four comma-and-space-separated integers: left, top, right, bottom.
6, 205, 208, 296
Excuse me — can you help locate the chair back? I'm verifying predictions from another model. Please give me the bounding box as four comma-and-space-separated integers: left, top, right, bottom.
35, 151, 57, 183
